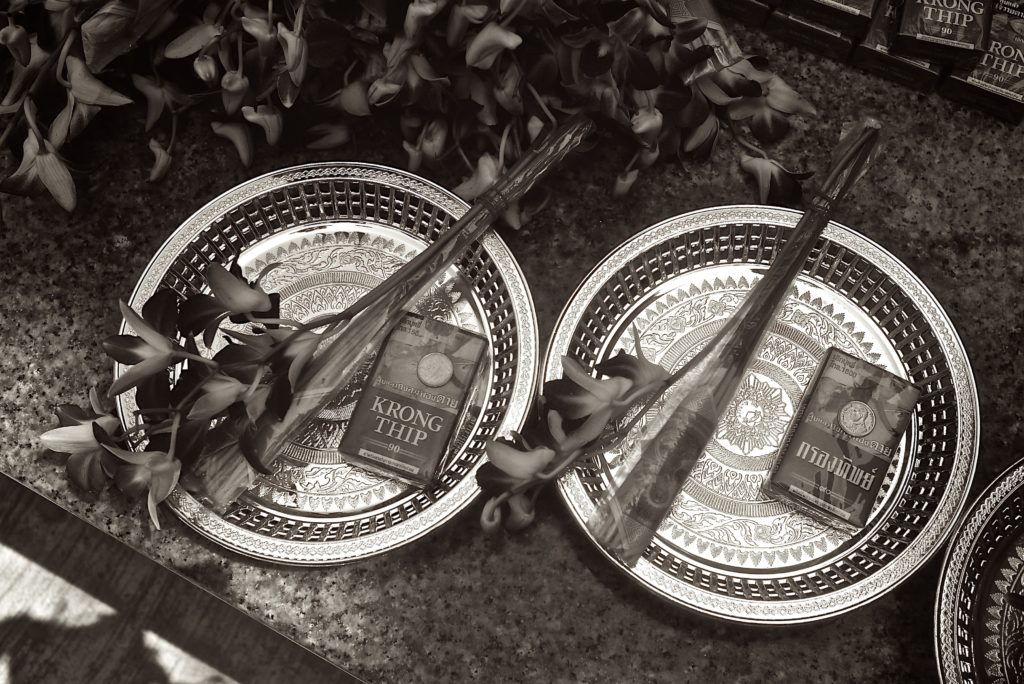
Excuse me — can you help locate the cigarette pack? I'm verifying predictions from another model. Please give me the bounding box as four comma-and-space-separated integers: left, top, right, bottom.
339, 313, 487, 486
764, 348, 920, 533
891, 0, 993, 68
852, 0, 943, 89
938, 1, 1024, 122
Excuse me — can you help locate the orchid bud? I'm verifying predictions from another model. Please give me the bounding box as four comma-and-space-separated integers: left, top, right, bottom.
193, 54, 219, 84
211, 121, 254, 167
0, 23, 30, 66
631, 107, 663, 147
466, 22, 522, 70
420, 119, 447, 163
242, 104, 283, 145
337, 80, 370, 116
147, 139, 172, 182
40, 415, 120, 455
277, 23, 308, 86
221, 70, 250, 115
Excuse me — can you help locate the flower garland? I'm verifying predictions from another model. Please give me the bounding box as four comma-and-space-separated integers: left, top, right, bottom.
1, 0, 816, 217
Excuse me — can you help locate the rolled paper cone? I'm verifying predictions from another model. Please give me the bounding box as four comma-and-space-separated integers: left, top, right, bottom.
189, 114, 597, 510
588, 116, 883, 567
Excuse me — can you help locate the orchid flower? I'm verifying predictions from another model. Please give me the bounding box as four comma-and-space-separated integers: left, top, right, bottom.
102, 445, 182, 529
739, 154, 812, 207
40, 408, 121, 493
728, 75, 817, 143
131, 74, 188, 131
103, 300, 181, 397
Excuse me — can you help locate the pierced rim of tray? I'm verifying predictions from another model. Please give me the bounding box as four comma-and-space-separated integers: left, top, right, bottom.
547, 205, 978, 624
936, 457, 1024, 683
116, 163, 538, 565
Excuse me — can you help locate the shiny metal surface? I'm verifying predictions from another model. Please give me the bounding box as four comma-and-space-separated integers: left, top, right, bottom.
117, 163, 539, 565
547, 205, 978, 623
937, 457, 1024, 683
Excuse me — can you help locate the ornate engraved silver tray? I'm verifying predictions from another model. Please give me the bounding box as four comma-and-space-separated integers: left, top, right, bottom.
116, 163, 538, 565
937, 457, 1024, 683
547, 205, 977, 623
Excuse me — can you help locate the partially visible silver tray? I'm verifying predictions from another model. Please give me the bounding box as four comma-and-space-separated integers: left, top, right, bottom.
547, 205, 978, 624
937, 457, 1024, 683
116, 163, 539, 565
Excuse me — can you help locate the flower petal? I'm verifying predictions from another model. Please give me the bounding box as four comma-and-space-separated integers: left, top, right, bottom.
41, 423, 98, 454
205, 263, 272, 314
740, 154, 773, 204
148, 138, 172, 182
765, 77, 816, 116
108, 352, 174, 397
210, 121, 253, 166
306, 123, 351, 150
466, 22, 522, 69
485, 441, 555, 480
164, 23, 223, 59
67, 449, 109, 492
35, 143, 76, 212
504, 493, 535, 531
119, 299, 174, 352
65, 55, 132, 106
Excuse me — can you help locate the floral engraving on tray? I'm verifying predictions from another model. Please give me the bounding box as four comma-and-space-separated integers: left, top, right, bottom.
235, 231, 478, 514
610, 272, 886, 567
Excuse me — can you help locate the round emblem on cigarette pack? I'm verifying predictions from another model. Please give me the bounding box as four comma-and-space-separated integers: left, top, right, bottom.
839, 400, 876, 437
417, 352, 454, 387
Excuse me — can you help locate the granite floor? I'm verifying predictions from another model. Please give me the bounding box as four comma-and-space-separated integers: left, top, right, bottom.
1, 23, 1022, 683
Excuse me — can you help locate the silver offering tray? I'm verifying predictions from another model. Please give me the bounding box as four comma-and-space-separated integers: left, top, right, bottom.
937, 457, 1024, 683
547, 205, 978, 624
117, 163, 539, 565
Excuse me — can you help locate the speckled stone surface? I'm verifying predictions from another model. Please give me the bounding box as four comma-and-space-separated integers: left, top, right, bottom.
2, 25, 1022, 683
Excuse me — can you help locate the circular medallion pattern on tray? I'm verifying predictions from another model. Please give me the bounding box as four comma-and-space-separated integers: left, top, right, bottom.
548, 205, 977, 623
937, 457, 1024, 683
116, 163, 538, 565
